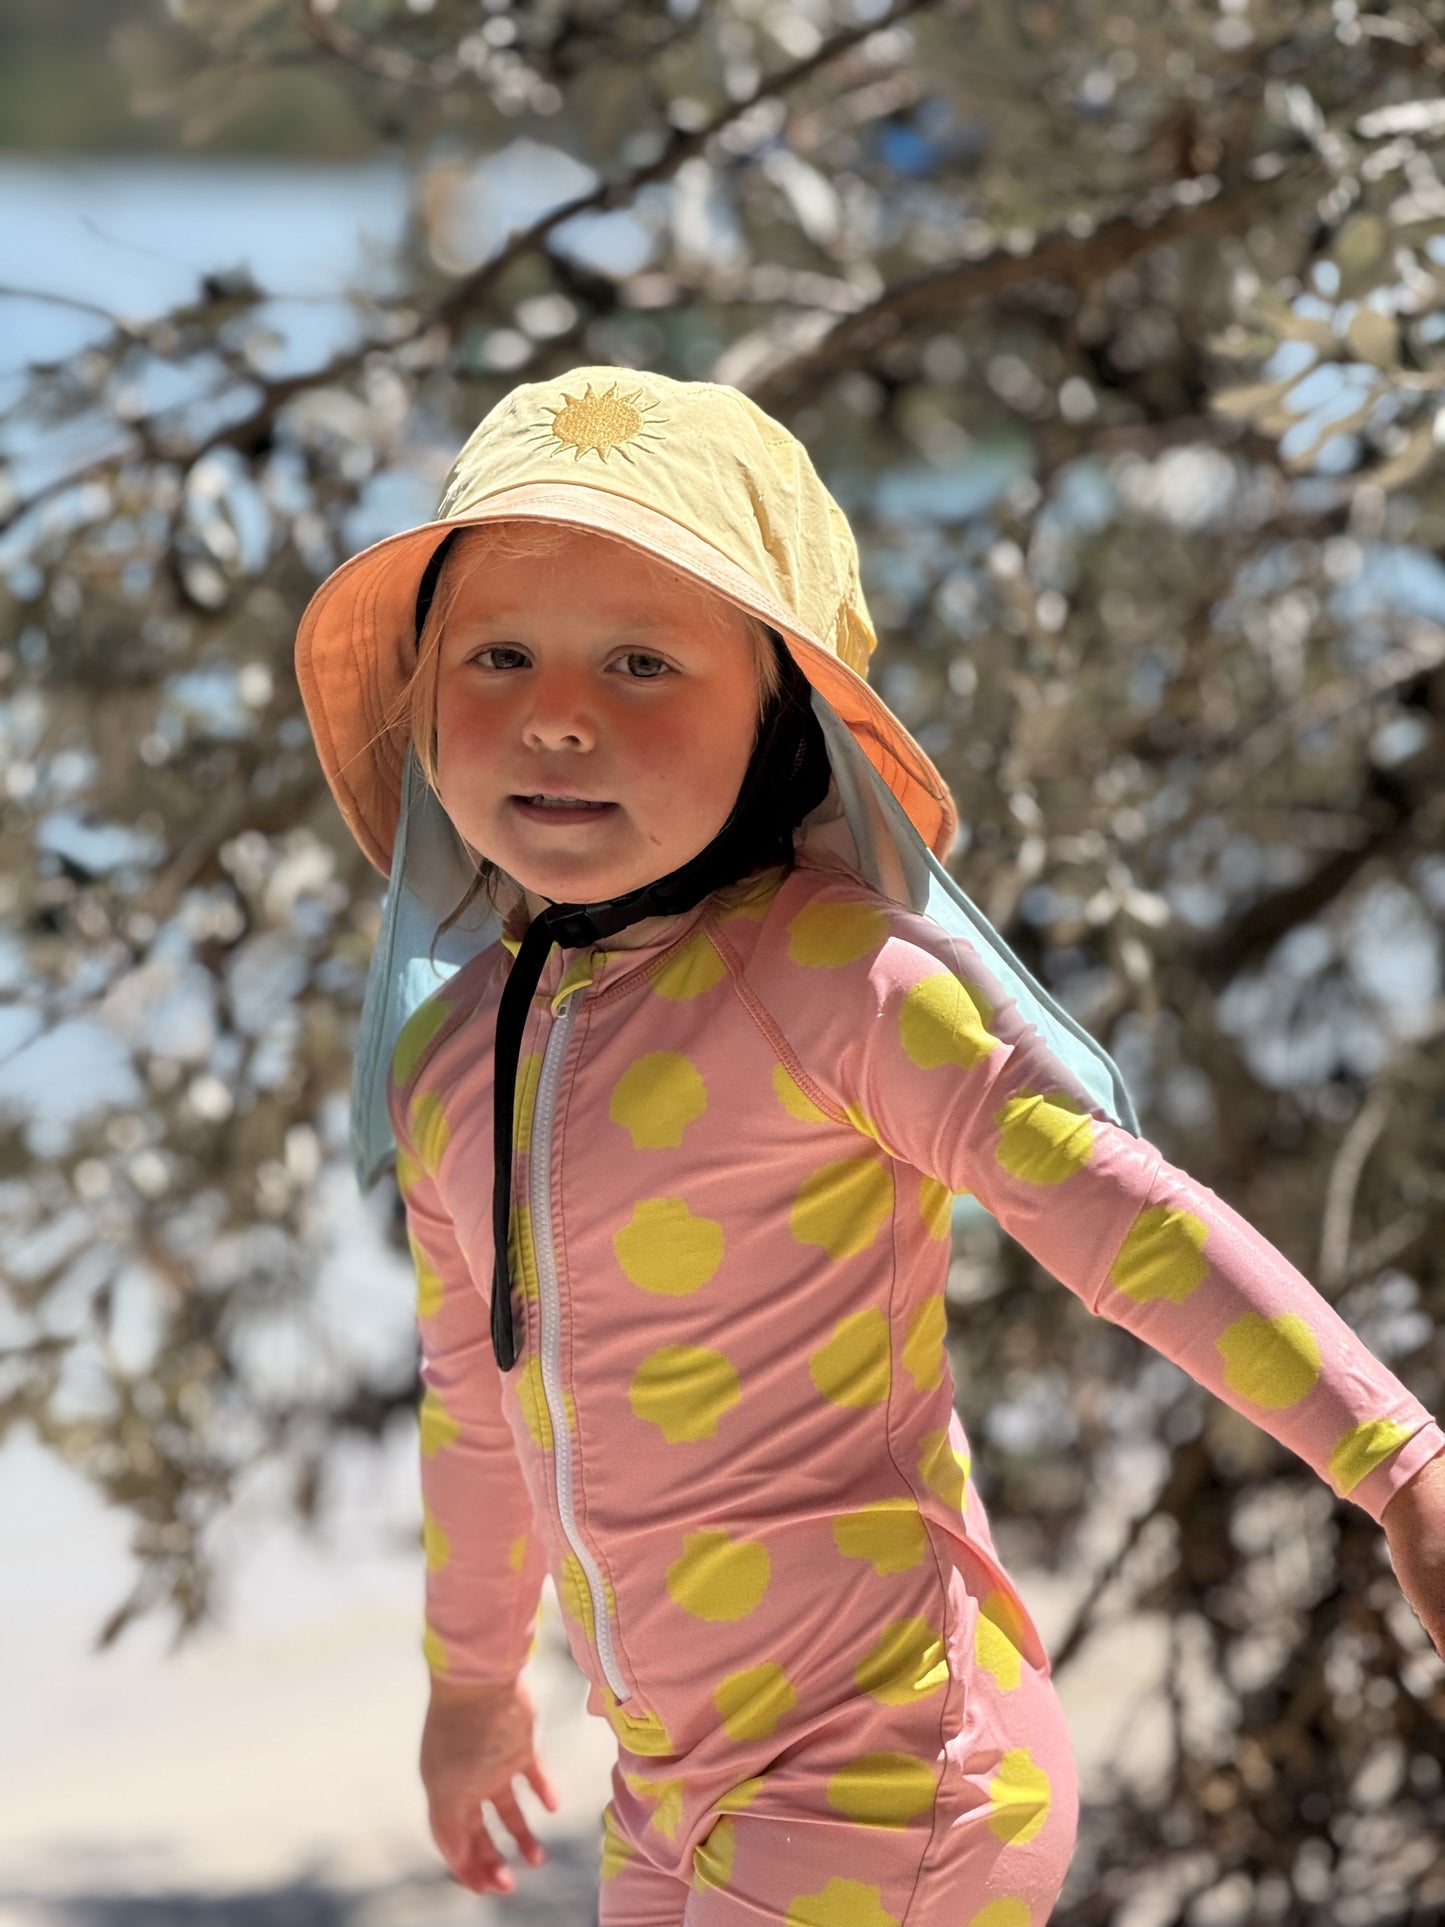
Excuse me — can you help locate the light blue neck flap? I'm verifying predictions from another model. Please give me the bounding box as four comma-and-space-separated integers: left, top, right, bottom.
350, 693, 1140, 1192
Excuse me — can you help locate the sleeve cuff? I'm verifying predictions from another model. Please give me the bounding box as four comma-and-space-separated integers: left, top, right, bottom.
1344, 1418, 1445, 1524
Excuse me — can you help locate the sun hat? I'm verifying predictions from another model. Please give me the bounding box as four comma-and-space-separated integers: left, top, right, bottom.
293, 366, 1141, 1189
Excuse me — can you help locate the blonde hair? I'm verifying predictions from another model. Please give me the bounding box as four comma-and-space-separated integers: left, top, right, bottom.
385, 519, 787, 946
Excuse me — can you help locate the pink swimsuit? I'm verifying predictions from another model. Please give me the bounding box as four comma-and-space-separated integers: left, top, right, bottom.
390, 853, 1445, 1927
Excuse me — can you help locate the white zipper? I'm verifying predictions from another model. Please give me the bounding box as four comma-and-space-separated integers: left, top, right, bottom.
529, 981, 632, 1704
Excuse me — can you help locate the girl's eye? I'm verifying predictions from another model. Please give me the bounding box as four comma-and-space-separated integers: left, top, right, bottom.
471, 645, 530, 671
616, 651, 671, 680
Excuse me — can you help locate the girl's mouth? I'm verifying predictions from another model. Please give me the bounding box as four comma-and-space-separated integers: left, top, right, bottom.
511, 794, 619, 825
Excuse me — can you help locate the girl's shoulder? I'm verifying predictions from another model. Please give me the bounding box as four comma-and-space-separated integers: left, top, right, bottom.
711, 856, 1013, 1108
719, 852, 955, 973
386, 940, 512, 1119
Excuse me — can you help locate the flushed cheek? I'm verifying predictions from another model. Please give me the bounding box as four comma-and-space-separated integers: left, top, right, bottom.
634, 779, 727, 852
436, 706, 504, 788
631, 731, 745, 823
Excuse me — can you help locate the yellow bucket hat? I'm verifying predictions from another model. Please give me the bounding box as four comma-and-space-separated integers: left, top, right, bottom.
295, 365, 956, 878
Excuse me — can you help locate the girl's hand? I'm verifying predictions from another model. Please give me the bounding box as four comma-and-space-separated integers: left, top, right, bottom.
420, 1674, 560, 1895
1381, 1451, 1445, 1660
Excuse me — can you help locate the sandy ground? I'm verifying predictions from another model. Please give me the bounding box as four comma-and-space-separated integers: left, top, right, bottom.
0, 1423, 1169, 1927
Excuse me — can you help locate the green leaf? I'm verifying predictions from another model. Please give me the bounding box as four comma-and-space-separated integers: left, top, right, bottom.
1345, 306, 1399, 371
1332, 212, 1389, 299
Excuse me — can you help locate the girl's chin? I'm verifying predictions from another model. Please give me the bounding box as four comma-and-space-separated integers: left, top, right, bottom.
508, 858, 660, 907
475, 817, 721, 908
477, 831, 646, 907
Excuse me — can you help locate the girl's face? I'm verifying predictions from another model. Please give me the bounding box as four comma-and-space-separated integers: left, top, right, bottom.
433, 529, 762, 908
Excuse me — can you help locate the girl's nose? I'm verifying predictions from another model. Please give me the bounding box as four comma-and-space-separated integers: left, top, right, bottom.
519, 667, 597, 751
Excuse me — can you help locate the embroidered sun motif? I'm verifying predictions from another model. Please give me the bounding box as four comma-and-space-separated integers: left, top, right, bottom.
529, 382, 667, 463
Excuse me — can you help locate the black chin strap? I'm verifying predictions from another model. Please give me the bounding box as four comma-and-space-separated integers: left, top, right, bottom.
487, 644, 830, 1369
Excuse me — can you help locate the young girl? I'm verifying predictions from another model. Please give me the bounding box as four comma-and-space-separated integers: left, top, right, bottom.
295, 367, 1445, 1926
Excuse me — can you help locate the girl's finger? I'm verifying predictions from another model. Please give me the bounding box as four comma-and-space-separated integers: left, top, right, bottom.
526, 1758, 562, 1812
455, 1815, 515, 1895
494, 1787, 546, 1866
432, 1808, 512, 1896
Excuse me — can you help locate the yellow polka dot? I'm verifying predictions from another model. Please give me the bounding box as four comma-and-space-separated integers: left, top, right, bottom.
513, 1051, 543, 1155
692, 1814, 736, 1891
551, 949, 602, 1010
1217, 1312, 1321, 1410
993, 1091, 1094, 1185
602, 1688, 673, 1757
714, 1662, 797, 1741
845, 1103, 889, 1147
826, 1752, 937, 1827
666, 1529, 771, 1621
600, 1804, 633, 1881
1330, 1417, 1418, 1495
560, 1553, 616, 1644
408, 1086, 451, 1178
855, 1617, 948, 1705
809, 1308, 891, 1407
624, 1770, 685, 1841
421, 1502, 450, 1573
1110, 1203, 1210, 1304
967, 1903, 1032, 1927
653, 931, 728, 1000
786, 1877, 901, 1927
902, 1294, 947, 1392
509, 1201, 540, 1300
920, 1176, 954, 1241
609, 1051, 709, 1149
614, 1197, 725, 1295
410, 1232, 444, 1320
988, 1748, 1051, 1846
786, 897, 889, 967
392, 997, 454, 1087
507, 1532, 528, 1572
717, 1775, 767, 1812
975, 1590, 1027, 1691
773, 1060, 831, 1124
653, 1782, 684, 1841
422, 1623, 448, 1675
899, 973, 998, 1071
418, 1388, 460, 1458
833, 1499, 927, 1575
791, 1156, 893, 1259
917, 1428, 970, 1509
629, 1345, 741, 1443
515, 1354, 575, 1449
395, 1148, 424, 1198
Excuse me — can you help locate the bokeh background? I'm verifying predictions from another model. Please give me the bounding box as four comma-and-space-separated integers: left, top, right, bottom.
4, 1, 1445, 1921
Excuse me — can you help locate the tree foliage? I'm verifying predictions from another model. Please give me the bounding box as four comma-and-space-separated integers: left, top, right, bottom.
5, 1, 1445, 1918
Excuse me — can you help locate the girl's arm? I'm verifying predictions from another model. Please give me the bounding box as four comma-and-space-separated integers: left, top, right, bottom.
389, 1059, 559, 1892
388, 1064, 548, 1691
761, 883, 1445, 1530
